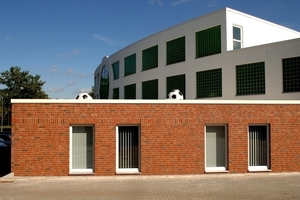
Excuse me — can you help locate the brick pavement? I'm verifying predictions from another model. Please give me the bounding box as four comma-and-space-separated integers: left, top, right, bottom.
1, 173, 300, 200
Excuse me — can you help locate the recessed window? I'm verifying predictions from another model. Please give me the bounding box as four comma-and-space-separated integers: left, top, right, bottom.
70, 126, 94, 174
196, 25, 221, 58
233, 26, 242, 50
196, 68, 222, 98
236, 62, 265, 95
248, 125, 270, 171
142, 45, 158, 71
100, 65, 109, 99
116, 126, 140, 174
282, 56, 300, 93
113, 88, 119, 99
112, 61, 119, 80
166, 74, 185, 98
142, 79, 158, 99
205, 125, 227, 172
166, 36, 185, 65
124, 54, 136, 76
124, 84, 136, 99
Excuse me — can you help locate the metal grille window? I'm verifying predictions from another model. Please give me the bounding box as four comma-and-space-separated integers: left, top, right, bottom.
142, 79, 158, 99
236, 62, 265, 95
70, 126, 94, 174
283, 56, 300, 93
196, 25, 221, 58
112, 61, 119, 80
166, 36, 185, 65
233, 26, 242, 50
142, 45, 158, 71
248, 125, 270, 171
205, 126, 227, 172
116, 126, 140, 173
124, 54, 136, 76
196, 68, 222, 98
113, 88, 119, 99
124, 84, 136, 99
166, 74, 185, 98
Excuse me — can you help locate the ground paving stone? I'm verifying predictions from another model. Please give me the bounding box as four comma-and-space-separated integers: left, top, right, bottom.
1, 173, 299, 199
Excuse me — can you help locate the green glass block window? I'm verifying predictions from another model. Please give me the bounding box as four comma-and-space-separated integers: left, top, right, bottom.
142, 45, 158, 71
196, 25, 221, 58
197, 68, 222, 98
236, 62, 265, 95
166, 74, 185, 98
124, 84, 136, 99
142, 79, 158, 99
124, 54, 136, 76
112, 61, 119, 80
166, 36, 185, 65
283, 56, 300, 93
113, 88, 119, 99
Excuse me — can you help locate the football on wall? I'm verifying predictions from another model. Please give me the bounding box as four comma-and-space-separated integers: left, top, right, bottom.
168, 89, 184, 100
76, 93, 93, 100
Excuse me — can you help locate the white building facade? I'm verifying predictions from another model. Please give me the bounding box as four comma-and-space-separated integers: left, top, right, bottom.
94, 7, 300, 100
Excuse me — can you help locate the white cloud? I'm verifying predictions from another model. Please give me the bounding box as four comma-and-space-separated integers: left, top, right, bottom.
4, 35, 14, 40
207, 0, 216, 8
77, 73, 86, 78
74, 88, 91, 94
149, 0, 163, 5
48, 87, 64, 92
50, 67, 59, 73
66, 81, 76, 86
57, 47, 87, 58
93, 34, 117, 45
66, 69, 73, 74
171, 0, 191, 6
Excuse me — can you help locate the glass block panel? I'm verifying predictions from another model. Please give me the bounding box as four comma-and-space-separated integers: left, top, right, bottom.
196, 25, 221, 58
166, 36, 185, 65
233, 41, 241, 50
113, 88, 119, 99
282, 56, 300, 93
124, 54, 136, 76
112, 61, 119, 80
197, 68, 222, 98
166, 74, 185, 98
124, 84, 136, 99
236, 62, 265, 95
142, 45, 158, 71
142, 79, 158, 99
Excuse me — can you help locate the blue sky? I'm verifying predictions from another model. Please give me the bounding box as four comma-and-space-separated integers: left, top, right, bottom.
1, 0, 300, 99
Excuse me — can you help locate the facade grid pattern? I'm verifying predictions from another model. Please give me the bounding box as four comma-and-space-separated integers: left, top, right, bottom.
113, 88, 119, 99
112, 61, 119, 80
282, 56, 300, 92
124, 54, 136, 76
124, 84, 136, 99
166, 36, 185, 65
197, 68, 222, 98
236, 62, 265, 95
196, 25, 221, 58
166, 74, 186, 98
142, 45, 158, 71
142, 79, 159, 99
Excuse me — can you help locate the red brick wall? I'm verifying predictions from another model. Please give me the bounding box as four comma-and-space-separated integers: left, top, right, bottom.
11, 103, 300, 176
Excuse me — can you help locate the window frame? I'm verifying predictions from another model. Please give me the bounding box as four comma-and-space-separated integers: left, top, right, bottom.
69, 125, 94, 175
204, 124, 228, 173
233, 25, 243, 50
248, 124, 270, 172
116, 125, 141, 174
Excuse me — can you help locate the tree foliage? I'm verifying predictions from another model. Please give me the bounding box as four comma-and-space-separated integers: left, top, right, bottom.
0, 66, 49, 123
88, 85, 94, 98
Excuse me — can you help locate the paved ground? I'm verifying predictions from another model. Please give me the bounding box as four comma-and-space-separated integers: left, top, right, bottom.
1, 173, 300, 200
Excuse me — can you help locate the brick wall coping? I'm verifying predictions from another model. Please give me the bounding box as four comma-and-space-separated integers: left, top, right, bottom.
11, 99, 300, 104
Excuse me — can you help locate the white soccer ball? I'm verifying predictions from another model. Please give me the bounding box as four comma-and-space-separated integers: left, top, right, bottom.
76, 93, 93, 100
168, 89, 184, 100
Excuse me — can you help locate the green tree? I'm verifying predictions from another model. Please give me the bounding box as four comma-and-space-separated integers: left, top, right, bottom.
88, 85, 94, 98
0, 66, 49, 125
